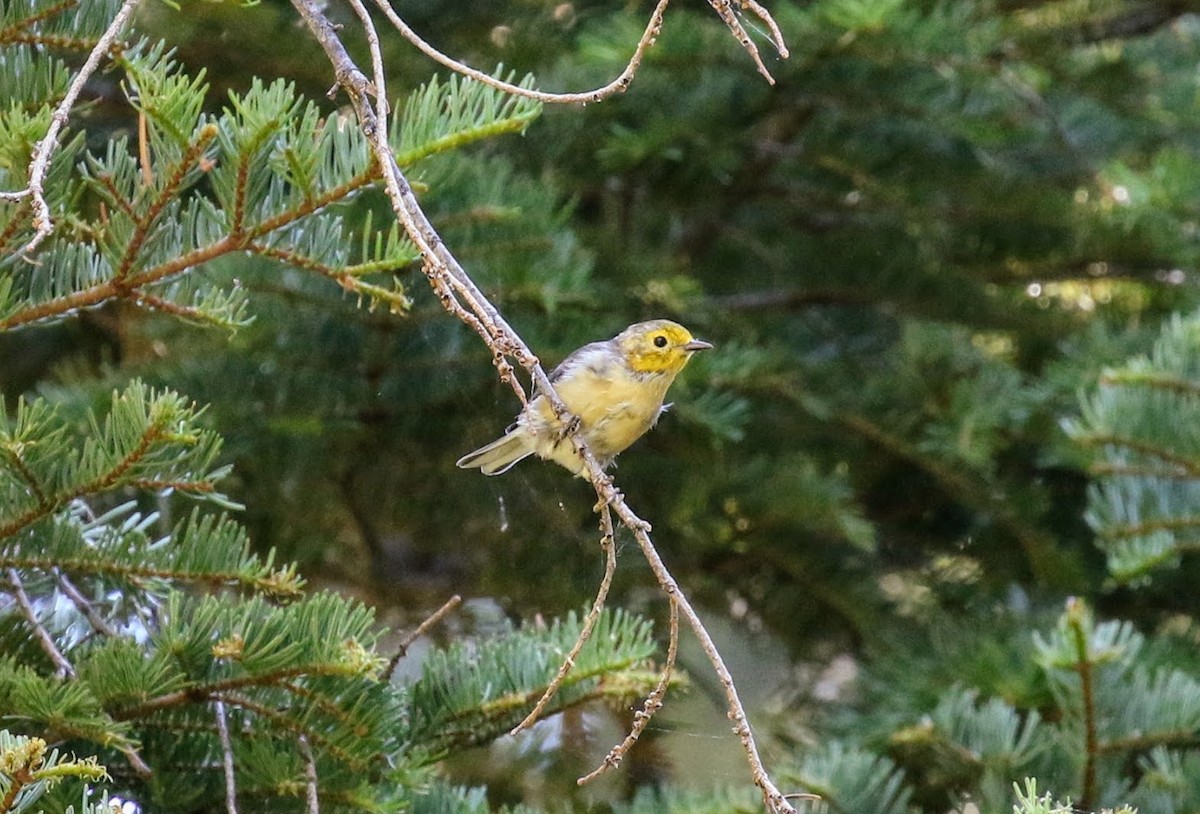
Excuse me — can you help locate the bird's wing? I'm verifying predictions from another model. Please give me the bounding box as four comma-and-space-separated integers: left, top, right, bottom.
535, 341, 610, 393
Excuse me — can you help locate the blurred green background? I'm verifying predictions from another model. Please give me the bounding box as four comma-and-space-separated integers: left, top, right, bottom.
6, 0, 1200, 808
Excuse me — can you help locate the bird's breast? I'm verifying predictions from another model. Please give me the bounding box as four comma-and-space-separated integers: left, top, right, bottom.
528, 365, 672, 458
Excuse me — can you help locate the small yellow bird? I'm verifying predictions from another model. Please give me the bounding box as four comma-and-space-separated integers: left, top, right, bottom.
457, 319, 713, 477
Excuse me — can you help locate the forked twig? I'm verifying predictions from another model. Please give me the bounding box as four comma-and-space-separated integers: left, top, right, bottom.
2, 0, 142, 261
290, 2, 800, 810
382, 593, 463, 681
578, 593, 679, 785
510, 504, 619, 734
705, 0, 778, 84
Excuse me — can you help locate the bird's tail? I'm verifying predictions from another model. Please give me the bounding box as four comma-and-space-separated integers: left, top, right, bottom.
456, 428, 535, 476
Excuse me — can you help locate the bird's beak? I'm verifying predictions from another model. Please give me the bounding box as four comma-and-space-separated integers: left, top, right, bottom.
683, 338, 714, 352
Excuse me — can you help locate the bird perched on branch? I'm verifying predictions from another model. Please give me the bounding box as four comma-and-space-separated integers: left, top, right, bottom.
457, 319, 713, 477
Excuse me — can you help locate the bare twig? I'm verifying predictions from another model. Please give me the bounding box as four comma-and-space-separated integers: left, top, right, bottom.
7, 566, 153, 777
290, 2, 799, 810
298, 735, 320, 814
382, 593, 462, 681
704, 0, 779, 84
2, 0, 141, 261
606, 491, 798, 811
54, 568, 119, 637
578, 594, 679, 785
5, 567, 75, 678
511, 504, 619, 734
372, 0, 672, 105
214, 699, 239, 814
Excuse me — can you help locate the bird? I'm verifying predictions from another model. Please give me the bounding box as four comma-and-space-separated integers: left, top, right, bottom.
456, 319, 713, 477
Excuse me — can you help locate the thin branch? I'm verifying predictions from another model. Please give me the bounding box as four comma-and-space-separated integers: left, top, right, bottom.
1075, 432, 1200, 477
511, 504, 619, 734
291, 3, 798, 810
374, 0, 669, 105
5, 567, 75, 678
382, 593, 463, 681
298, 735, 320, 814
54, 568, 118, 637
214, 699, 239, 814
114, 662, 358, 721
578, 594, 678, 785
2, 0, 141, 260
1067, 599, 1098, 811
704, 0, 784, 84
607, 490, 798, 812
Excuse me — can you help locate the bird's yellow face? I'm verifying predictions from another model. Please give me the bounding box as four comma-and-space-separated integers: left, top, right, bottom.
617, 320, 713, 376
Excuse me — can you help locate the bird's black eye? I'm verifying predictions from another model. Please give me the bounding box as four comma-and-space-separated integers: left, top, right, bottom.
653, 335, 668, 348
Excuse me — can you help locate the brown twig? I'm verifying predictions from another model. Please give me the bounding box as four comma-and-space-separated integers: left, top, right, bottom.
704, 0, 782, 84
214, 699, 239, 814
382, 593, 463, 681
606, 491, 798, 812
578, 594, 679, 785
1067, 599, 1098, 811
5, 567, 75, 678
54, 569, 119, 637
511, 504, 619, 734
2, 0, 141, 261
291, 2, 798, 810
373, 0, 789, 99
298, 735, 320, 814
373, 0, 670, 105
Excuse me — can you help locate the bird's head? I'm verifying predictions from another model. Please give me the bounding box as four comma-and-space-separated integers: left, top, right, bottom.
617, 319, 713, 376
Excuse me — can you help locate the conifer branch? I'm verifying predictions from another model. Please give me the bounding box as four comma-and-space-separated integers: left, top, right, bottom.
0, 163, 382, 330
1099, 370, 1200, 396
213, 700, 239, 814
1, 444, 49, 508
578, 593, 679, 786
112, 662, 369, 722
252, 245, 412, 313
511, 505, 618, 734
127, 291, 232, 327
0, 0, 81, 40
2, 0, 141, 260
1075, 432, 1200, 477
0, 416, 165, 539
292, 2, 799, 808
0, 200, 31, 256
1065, 599, 1098, 811
0, 764, 33, 813
116, 125, 220, 280
1088, 462, 1196, 480
1, 554, 297, 598
1097, 517, 1200, 539
4, 567, 76, 679
382, 593, 462, 681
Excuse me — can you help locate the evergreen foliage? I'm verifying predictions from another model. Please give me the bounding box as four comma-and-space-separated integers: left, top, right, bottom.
5, 0, 1200, 811
1068, 310, 1200, 584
